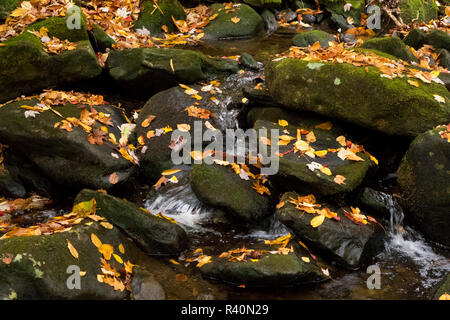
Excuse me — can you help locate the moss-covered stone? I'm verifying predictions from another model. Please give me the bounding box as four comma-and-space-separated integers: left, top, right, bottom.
0, 101, 133, 189
426, 29, 450, 52
203, 3, 264, 40
190, 164, 272, 222
433, 273, 450, 300
0, 14, 101, 103
89, 24, 116, 52
74, 189, 188, 254
106, 47, 238, 98
0, 0, 20, 21
253, 118, 372, 196
320, 0, 365, 22
133, 0, 186, 36
397, 126, 450, 246
403, 28, 428, 49
361, 36, 418, 62
398, 0, 438, 24
276, 192, 383, 269
201, 251, 327, 287
265, 58, 450, 137
438, 49, 450, 69
293, 30, 334, 48
0, 222, 136, 299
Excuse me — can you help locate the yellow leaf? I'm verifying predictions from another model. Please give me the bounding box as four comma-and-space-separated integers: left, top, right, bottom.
118, 243, 125, 254
314, 150, 328, 158
177, 123, 191, 132
67, 240, 79, 259
99, 244, 114, 260
320, 167, 332, 176
231, 17, 241, 24
156, 212, 178, 224
197, 255, 212, 268
190, 150, 204, 161
169, 259, 180, 265
113, 254, 123, 264
315, 122, 333, 130
301, 256, 310, 263
91, 233, 102, 248
310, 214, 325, 228
278, 119, 288, 127
100, 222, 114, 230
72, 199, 96, 217
161, 169, 182, 176
407, 80, 419, 87
439, 293, 450, 300
336, 136, 346, 147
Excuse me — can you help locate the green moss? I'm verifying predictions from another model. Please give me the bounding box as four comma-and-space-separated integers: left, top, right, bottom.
360, 36, 417, 62
320, 0, 365, 21
399, 0, 438, 24
266, 58, 450, 136
403, 28, 427, 49
293, 30, 334, 48
0, 0, 20, 20
90, 24, 116, 52
203, 3, 264, 40
426, 30, 450, 51
133, 0, 186, 35
243, 0, 283, 7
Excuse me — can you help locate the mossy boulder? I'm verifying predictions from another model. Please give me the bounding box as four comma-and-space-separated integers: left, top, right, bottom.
0, 13, 100, 103
89, 24, 116, 52
133, 0, 186, 36
293, 30, 334, 48
398, 0, 438, 24
0, 0, 20, 21
252, 117, 372, 196
403, 28, 428, 49
438, 49, 450, 69
201, 251, 327, 287
0, 222, 137, 299
397, 126, 450, 246
203, 3, 264, 40
265, 58, 450, 137
320, 0, 365, 22
135, 85, 222, 180
426, 30, 450, 52
0, 101, 134, 190
361, 36, 417, 62
106, 47, 238, 98
190, 164, 272, 223
276, 192, 383, 269
74, 189, 188, 254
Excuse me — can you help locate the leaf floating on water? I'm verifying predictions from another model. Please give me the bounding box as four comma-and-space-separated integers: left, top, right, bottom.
156, 213, 178, 224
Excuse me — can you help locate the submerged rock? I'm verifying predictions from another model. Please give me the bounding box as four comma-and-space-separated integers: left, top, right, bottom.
190, 164, 272, 223
276, 192, 384, 269
130, 267, 166, 300
106, 47, 238, 98
0, 101, 134, 190
0, 12, 101, 103
74, 189, 188, 254
397, 126, 450, 246
293, 30, 334, 48
265, 57, 450, 137
203, 3, 264, 40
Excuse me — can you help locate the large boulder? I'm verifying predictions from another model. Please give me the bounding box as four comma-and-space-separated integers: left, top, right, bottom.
276, 192, 384, 269
74, 189, 188, 254
265, 57, 450, 137
404, 29, 450, 51
133, 0, 186, 36
0, 221, 137, 299
248, 108, 374, 196
201, 249, 328, 287
190, 164, 272, 223
397, 126, 450, 246
361, 36, 418, 63
0, 12, 101, 103
135, 85, 223, 180
0, 167, 26, 198
293, 30, 334, 48
0, 100, 134, 190
106, 48, 238, 98
203, 3, 264, 40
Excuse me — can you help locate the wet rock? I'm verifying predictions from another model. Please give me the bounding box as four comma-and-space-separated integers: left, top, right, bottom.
0, 0, 20, 21
318, 282, 351, 299
251, 115, 373, 196
131, 268, 166, 300
200, 251, 327, 287
339, 33, 357, 45
265, 57, 450, 137
361, 36, 418, 63
89, 24, 116, 52
203, 3, 264, 40
243, 88, 279, 109
0, 101, 134, 190
321, 0, 365, 22
106, 47, 238, 98
0, 168, 26, 198
135, 85, 223, 180
0, 12, 101, 103
240, 52, 260, 70
432, 273, 450, 300
329, 12, 354, 31
0, 222, 135, 299
74, 189, 188, 254
133, 0, 186, 36
438, 49, 450, 70
293, 30, 334, 48
357, 187, 401, 220
397, 126, 450, 246
277, 9, 298, 22
302, 14, 316, 24
260, 8, 279, 33
276, 192, 384, 269
190, 164, 272, 223
404, 29, 450, 51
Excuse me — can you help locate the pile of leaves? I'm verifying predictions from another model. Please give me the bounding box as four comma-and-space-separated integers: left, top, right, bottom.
438, 123, 450, 142
29, 26, 77, 54
279, 41, 447, 86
